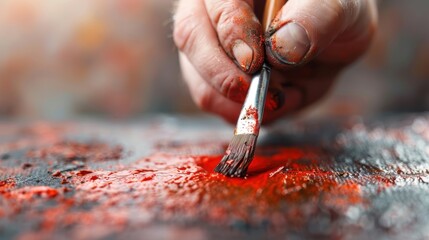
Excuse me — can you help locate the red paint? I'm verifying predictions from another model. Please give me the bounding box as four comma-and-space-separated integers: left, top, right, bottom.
0, 142, 400, 237
227, 6, 264, 74
0, 118, 428, 239
245, 106, 259, 133
228, 76, 250, 103
76, 170, 94, 176
265, 91, 279, 111
22, 163, 33, 169
270, 36, 278, 53
0, 178, 15, 193
53, 148, 363, 228
0, 122, 403, 237
2, 186, 59, 200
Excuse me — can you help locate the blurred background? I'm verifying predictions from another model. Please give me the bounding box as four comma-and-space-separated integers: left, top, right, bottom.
0, 0, 428, 120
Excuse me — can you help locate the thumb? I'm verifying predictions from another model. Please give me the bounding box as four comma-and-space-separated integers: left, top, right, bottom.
266, 0, 377, 67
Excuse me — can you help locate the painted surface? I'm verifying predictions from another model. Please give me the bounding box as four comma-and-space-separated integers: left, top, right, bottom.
1, 116, 429, 239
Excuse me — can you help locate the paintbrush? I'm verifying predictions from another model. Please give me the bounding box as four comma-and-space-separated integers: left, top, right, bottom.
215, 0, 286, 177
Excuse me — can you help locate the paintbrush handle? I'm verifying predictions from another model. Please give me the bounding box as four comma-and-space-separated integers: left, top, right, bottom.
263, 0, 287, 32
234, 0, 285, 135
235, 64, 271, 135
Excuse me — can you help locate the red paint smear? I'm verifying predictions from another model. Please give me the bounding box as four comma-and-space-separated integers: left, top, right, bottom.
2, 186, 60, 203
271, 36, 278, 51
236, 76, 250, 96
245, 106, 259, 133
0, 144, 396, 238
0, 120, 427, 238
0, 123, 393, 238
76, 170, 94, 176
0, 178, 16, 193
56, 148, 364, 228
201, 147, 306, 176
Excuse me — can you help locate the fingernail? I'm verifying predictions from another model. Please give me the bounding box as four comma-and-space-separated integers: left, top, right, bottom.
232, 39, 254, 72
269, 22, 310, 64
266, 88, 285, 111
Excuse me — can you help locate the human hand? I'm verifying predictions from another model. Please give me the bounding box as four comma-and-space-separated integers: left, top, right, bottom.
173, 0, 378, 123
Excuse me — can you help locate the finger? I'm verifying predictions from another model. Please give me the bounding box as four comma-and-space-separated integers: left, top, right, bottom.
262, 65, 339, 123
316, 0, 377, 64
173, 0, 251, 104
204, 0, 264, 73
263, 80, 303, 123
180, 52, 306, 125
179, 53, 242, 124
266, 0, 377, 67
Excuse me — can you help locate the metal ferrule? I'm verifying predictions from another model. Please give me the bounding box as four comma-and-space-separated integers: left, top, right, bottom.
235, 64, 271, 135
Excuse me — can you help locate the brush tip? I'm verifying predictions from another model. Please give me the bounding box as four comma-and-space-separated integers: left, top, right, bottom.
215, 134, 258, 178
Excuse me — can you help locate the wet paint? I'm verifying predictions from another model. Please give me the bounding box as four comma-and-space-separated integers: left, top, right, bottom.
1, 117, 429, 239
0, 147, 366, 236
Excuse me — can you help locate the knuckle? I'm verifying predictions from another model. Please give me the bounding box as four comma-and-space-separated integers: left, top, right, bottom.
211, 3, 240, 41
219, 75, 234, 99
218, 10, 236, 30
216, 73, 246, 103
196, 72, 242, 108
211, 2, 238, 27
337, 0, 362, 24
173, 14, 198, 52
328, 0, 347, 17
366, 0, 379, 36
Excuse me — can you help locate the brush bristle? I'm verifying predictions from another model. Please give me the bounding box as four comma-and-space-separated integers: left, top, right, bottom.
215, 134, 257, 178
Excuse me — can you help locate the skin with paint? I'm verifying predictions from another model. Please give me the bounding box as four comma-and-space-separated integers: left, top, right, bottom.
173, 0, 378, 123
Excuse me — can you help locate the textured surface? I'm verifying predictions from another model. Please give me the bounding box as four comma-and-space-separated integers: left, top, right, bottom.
1, 115, 429, 239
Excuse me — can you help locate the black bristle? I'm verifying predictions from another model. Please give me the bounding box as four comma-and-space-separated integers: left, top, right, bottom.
215, 134, 258, 178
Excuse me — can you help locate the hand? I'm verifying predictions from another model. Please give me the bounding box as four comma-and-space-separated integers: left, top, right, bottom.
173, 0, 378, 123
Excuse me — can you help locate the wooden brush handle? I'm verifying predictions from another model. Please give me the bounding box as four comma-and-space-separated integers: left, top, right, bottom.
262, 0, 287, 32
